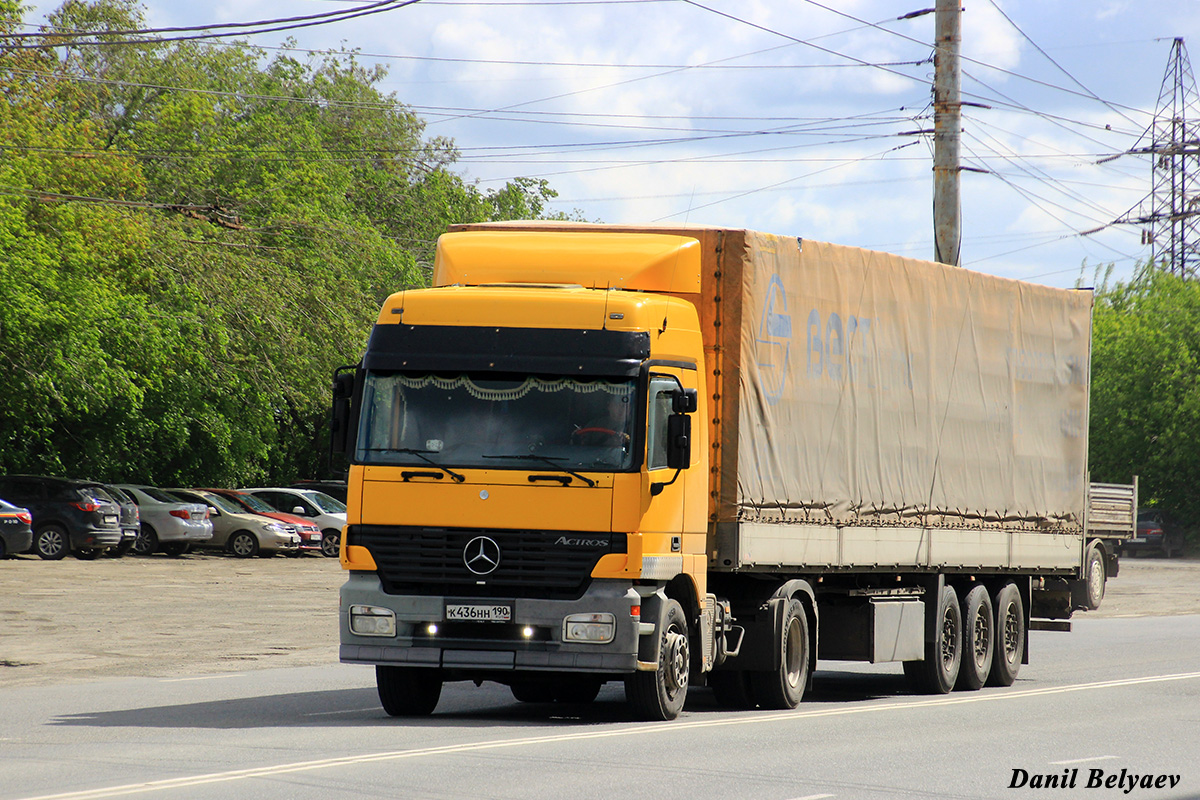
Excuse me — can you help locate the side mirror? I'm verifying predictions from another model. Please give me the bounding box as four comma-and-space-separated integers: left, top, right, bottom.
208, 507, 221, 518
330, 366, 358, 458
666, 413, 692, 470
291, 506, 306, 516
672, 388, 698, 414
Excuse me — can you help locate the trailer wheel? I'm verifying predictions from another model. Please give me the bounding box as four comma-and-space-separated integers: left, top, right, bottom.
1084, 545, 1106, 610
376, 666, 442, 716
624, 599, 689, 721
956, 585, 993, 691
904, 584, 961, 694
751, 599, 809, 709
709, 670, 756, 709
987, 582, 1024, 687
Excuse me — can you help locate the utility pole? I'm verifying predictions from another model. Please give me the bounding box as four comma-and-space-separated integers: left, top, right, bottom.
933, 0, 962, 266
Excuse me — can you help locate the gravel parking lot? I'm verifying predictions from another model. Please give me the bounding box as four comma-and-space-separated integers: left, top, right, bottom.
1, 552, 1197, 689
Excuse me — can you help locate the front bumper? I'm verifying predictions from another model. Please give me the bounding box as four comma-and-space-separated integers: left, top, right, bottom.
339, 572, 642, 674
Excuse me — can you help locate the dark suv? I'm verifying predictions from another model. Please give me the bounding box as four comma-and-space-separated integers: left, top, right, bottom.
0, 476, 124, 559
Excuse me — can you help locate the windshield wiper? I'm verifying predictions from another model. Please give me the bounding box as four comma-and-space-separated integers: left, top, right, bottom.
482, 453, 596, 487
364, 447, 465, 483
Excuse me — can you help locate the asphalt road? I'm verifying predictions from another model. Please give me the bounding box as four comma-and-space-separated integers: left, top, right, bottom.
1, 555, 1199, 800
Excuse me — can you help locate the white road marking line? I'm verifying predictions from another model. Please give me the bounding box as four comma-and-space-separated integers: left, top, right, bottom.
158, 674, 244, 683
1050, 756, 1120, 765
18, 670, 1200, 800
783, 795, 836, 800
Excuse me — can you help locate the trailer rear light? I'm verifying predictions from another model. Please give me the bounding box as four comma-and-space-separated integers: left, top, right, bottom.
563, 613, 615, 643
349, 605, 396, 637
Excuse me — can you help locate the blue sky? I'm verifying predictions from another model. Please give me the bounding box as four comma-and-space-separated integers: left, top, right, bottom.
19, 0, 1200, 288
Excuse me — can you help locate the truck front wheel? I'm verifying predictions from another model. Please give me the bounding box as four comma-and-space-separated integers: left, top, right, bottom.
625, 599, 689, 721
751, 598, 809, 709
376, 666, 442, 716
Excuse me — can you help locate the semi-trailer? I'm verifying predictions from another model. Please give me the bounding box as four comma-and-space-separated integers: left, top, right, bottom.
333, 223, 1096, 720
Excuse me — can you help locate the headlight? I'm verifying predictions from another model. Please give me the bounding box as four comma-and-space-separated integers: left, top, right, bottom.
563, 613, 616, 644
263, 523, 287, 533
349, 605, 396, 636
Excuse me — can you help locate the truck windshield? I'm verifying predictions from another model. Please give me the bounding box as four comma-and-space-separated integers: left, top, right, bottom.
356, 373, 637, 472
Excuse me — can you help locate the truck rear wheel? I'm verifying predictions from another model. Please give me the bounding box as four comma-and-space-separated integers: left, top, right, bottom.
624, 599, 689, 721
987, 582, 1024, 687
904, 584, 961, 694
956, 585, 993, 691
376, 666, 442, 716
750, 599, 809, 709
1084, 545, 1106, 610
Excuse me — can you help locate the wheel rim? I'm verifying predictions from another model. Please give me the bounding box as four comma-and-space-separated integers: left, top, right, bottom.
971, 606, 991, 668
664, 627, 689, 695
940, 605, 959, 668
1001, 601, 1020, 662
40, 530, 65, 557
232, 535, 254, 556
1088, 558, 1104, 605
783, 616, 804, 688
322, 533, 340, 558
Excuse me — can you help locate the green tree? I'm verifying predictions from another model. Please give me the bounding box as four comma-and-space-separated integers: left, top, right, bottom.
1089, 264, 1200, 537
1, 0, 576, 487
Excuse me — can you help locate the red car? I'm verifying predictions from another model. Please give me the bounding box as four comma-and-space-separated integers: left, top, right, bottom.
199, 489, 325, 554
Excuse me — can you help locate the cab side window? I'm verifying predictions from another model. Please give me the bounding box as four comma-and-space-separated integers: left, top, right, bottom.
646, 376, 676, 471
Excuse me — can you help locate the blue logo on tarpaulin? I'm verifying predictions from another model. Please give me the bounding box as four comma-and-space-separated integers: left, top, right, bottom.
756, 274, 791, 404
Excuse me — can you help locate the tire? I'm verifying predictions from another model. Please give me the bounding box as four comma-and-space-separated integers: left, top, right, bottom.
1084, 545, 1106, 610
904, 584, 961, 694
321, 529, 340, 558
376, 666, 443, 716
160, 542, 189, 557
709, 670, 756, 709
228, 531, 259, 558
987, 582, 1025, 687
34, 524, 70, 560
133, 525, 159, 556
956, 585, 994, 691
750, 598, 810, 709
624, 599, 690, 721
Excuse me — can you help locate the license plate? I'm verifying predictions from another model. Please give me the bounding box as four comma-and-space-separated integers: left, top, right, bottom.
445, 604, 512, 623
103, 515, 118, 526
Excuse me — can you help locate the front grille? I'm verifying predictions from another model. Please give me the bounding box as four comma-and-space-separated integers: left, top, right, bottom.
350, 525, 627, 600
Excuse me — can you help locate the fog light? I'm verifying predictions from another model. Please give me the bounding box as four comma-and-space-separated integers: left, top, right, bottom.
349, 605, 396, 637
427, 623, 439, 636
562, 613, 616, 644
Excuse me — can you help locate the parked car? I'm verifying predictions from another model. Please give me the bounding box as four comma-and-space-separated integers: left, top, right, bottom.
242, 487, 346, 558
94, 484, 139, 557
167, 489, 300, 557
0, 475, 123, 559
1124, 509, 1187, 558
113, 484, 213, 556
0, 497, 34, 558
201, 488, 324, 555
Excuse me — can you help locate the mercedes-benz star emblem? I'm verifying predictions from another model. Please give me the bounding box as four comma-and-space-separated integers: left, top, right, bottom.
463, 536, 501, 575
